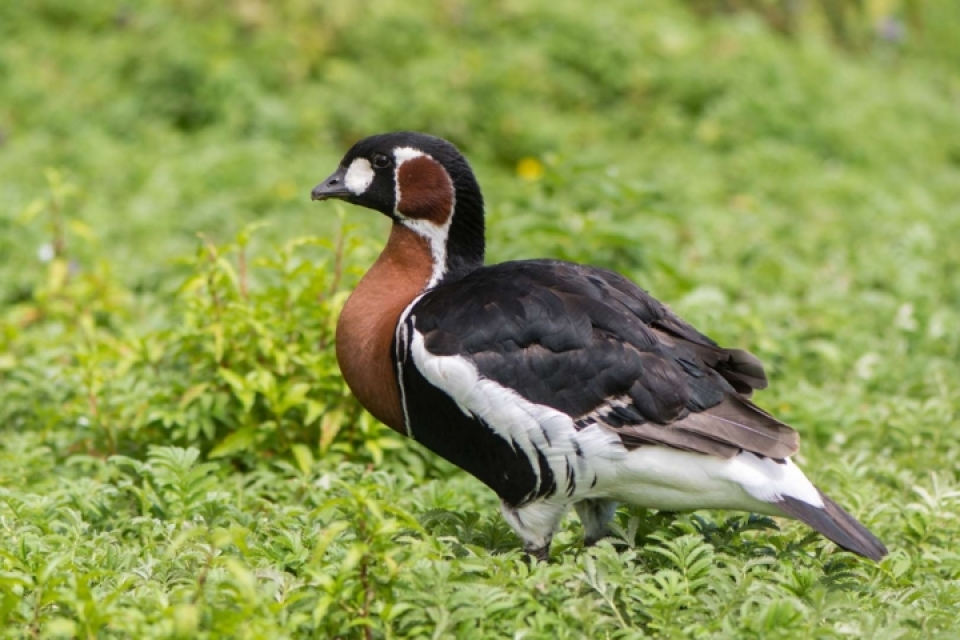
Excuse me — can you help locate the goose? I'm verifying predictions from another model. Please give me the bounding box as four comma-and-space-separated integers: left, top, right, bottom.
311, 131, 887, 562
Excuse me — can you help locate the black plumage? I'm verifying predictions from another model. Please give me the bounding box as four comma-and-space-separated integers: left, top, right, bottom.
397, 325, 551, 506
412, 259, 797, 460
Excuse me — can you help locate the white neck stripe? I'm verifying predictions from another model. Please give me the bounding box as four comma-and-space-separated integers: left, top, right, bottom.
392, 148, 455, 289
393, 147, 425, 165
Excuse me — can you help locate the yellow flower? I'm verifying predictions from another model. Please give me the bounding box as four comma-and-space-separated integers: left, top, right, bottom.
696, 120, 720, 144
516, 157, 545, 181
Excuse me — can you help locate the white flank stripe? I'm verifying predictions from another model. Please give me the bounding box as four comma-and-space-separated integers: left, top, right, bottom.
408, 328, 623, 499
576, 394, 631, 424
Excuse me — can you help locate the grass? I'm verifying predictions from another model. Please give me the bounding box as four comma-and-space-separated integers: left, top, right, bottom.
2, 0, 960, 637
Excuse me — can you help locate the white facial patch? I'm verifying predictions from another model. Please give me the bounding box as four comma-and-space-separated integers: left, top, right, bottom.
344, 157, 375, 195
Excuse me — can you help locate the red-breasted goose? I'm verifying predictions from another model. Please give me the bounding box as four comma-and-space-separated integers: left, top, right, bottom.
311, 131, 887, 562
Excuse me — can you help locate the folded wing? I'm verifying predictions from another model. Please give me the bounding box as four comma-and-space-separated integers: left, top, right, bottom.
413, 259, 798, 460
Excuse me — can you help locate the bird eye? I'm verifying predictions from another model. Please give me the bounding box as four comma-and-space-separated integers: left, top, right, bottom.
372, 154, 392, 169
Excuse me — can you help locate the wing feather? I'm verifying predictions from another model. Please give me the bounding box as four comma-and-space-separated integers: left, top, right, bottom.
412, 259, 795, 460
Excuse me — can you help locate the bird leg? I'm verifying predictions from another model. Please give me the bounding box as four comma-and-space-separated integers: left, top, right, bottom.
525, 543, 551, 563
500, 499, 568, 562
575, 499, 618, 546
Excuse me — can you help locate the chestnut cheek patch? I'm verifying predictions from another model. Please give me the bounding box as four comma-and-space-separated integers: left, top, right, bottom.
396, 156, 455, 225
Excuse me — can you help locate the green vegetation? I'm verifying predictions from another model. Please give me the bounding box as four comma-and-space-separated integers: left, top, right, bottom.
2, 0, 960, 636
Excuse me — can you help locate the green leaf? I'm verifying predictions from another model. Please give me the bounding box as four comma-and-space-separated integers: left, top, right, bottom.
292, 443, 314, 475
209, 427, 258, 458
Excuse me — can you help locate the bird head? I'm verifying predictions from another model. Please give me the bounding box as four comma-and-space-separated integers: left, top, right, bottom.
312, 132, 486, 283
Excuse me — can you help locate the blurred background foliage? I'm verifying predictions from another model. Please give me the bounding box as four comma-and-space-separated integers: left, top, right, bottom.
1, 0, 960, 636
2, 0, 958, 459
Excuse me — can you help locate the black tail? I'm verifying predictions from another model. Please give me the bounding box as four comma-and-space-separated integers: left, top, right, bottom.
777, 489, 888, 561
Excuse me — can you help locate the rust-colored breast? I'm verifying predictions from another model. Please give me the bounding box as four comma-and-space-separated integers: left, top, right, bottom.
335, 224, 434, 434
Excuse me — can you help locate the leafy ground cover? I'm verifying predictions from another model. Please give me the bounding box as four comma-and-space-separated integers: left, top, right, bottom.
2, 0, 960, 637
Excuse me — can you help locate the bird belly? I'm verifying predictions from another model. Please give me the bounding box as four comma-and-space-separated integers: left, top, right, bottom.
596, 447, 814, 516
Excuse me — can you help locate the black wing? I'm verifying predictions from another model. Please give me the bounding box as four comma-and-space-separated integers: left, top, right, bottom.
412, 260, 797, 460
